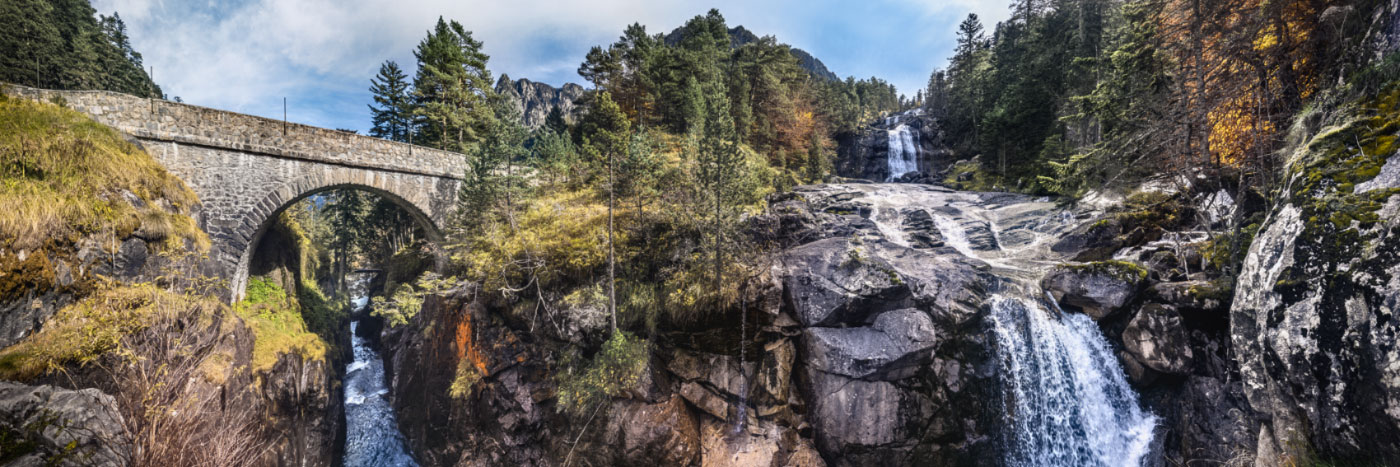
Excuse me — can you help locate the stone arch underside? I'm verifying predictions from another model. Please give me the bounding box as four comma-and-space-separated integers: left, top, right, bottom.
138, 140, 460, 301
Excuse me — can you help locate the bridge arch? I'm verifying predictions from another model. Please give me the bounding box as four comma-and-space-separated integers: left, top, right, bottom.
1, 85, 466, 302
229, 170, 456, 301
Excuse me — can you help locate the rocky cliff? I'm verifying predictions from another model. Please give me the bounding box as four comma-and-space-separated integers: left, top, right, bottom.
380, 182, 1234, 465
494, 75, 584, 130
1230, 87, 1400, 463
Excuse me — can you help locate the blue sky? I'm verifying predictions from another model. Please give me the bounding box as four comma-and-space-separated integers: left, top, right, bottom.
92, 0, 1012, 133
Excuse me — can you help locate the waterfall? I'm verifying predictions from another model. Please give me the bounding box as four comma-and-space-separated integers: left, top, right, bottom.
986, 295, 1157, 467
885, 124, 919, 181
344, 286, 418, 466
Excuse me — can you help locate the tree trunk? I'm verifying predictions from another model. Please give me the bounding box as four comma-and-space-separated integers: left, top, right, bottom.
608, 150, 617, 333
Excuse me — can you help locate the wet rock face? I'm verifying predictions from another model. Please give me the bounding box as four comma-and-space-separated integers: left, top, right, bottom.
0, 382, 129, 466
259, 353, 343, 467
1230, 93, 1400, 462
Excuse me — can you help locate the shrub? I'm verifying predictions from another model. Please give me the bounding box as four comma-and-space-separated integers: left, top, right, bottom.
555, 331, 649, 417
448, 358, 482, 400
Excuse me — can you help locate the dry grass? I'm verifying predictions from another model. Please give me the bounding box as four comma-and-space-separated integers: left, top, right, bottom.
0, 95, 207, 252
0, 282, 221, 380
0, 281, 268, 465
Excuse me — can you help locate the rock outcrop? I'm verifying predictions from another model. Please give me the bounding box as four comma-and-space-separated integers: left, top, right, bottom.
1121, 304, 1193, 375
0, 382, 128, 466
834, 108, 952, 182
494, 75, 585, 130
1041, 261, 1147, 320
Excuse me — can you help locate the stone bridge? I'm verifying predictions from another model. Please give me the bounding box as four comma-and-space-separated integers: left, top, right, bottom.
4, 85, 464, 300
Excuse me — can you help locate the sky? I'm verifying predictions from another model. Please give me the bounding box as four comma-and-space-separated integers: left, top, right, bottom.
91, 0, 1012, 133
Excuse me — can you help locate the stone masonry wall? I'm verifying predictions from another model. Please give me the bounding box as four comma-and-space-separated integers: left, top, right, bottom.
2, 85, 463, 300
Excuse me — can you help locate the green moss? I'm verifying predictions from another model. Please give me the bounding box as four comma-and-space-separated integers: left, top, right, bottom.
235, 277, 329, 372
1187, 278, 1234, 303
1202, 223, 1262, 271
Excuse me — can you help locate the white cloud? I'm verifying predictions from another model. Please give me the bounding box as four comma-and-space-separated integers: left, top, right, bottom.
90, 0, 1007, 130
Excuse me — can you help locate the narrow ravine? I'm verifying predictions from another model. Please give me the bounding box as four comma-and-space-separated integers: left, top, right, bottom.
342, 289, 418, 467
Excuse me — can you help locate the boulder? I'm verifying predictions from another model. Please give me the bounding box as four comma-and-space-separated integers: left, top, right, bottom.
1122, 304, 1194, 375
0, 382, 129, 466
1118, 350, 1157, 386
803, 308, 938, 380
1041, 261, 1147, 320
1051, 216, 1124, 261
778, 237, 913, 327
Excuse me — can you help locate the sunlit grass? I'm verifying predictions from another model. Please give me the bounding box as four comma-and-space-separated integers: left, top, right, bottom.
0, 93, 206, 253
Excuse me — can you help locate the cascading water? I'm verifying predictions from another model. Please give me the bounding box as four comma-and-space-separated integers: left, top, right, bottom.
343, 290, 418, 466
852, 184, 1157, 465
885, 124, 919, 181
987, 296, 1157, 466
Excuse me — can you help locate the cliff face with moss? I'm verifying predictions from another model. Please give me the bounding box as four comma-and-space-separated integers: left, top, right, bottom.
1231, 86, 1400, 463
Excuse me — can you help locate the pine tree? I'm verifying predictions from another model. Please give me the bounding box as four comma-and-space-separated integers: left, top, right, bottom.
456, 94, 528, 234
580, 91, 631, 332
0, 0, 158, 97
413, 17, 496, 152
368, 61, 413, 142
694, 82, 743, 323
544, 105, 569, 135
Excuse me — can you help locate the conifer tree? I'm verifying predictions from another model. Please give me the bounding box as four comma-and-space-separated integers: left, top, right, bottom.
580, 92, 631, 332
694, 83, 743, 321
413, 17, 495, 152
368, 60, 413, 142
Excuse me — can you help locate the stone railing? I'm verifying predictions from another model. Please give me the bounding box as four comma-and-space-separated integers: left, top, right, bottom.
1, 84, 465, 180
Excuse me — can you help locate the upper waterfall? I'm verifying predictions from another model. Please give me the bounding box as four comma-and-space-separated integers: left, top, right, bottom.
886, 124, 919, 181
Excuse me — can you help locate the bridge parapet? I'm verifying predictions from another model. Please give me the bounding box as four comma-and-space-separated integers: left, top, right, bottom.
2, 84, 465, 179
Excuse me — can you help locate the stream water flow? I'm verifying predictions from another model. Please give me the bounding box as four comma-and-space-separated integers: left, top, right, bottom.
342, 288, 418, 467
